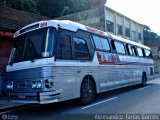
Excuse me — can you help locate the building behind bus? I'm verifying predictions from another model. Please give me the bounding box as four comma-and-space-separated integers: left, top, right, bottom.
56, 6, 144, 44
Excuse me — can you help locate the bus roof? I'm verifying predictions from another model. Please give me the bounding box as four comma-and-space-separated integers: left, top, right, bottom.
14, 20, 150, 50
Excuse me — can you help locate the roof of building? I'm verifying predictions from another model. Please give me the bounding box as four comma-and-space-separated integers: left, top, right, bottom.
0, 6, 51, 33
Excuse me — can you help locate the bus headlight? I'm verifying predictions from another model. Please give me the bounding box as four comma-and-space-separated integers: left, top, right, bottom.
32, 81, 43, 89
6, 82, 13, 90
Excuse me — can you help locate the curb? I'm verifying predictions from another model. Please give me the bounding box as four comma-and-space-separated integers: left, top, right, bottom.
0, 104, 29, 113
154, 75, 160, 79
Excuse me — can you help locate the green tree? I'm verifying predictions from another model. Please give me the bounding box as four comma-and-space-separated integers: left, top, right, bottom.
0, 0, 39, 14
37, 0, 66, 18
143, 25, 160, 41
0, 0, 106, 18
37, 0, 90, 17
70, 0, 90, 13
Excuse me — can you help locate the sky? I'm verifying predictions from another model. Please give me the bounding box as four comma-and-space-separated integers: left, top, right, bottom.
106, 0, 160, 34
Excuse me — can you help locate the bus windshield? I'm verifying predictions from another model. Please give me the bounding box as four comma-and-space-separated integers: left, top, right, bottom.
9, 27, 56, 64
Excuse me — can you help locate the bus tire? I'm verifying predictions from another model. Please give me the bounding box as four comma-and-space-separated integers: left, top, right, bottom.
141, 73, 147, 87
80, 79, 96, 105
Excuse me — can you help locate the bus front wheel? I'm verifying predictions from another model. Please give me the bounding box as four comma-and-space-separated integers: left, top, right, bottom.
80, 79, 96, 105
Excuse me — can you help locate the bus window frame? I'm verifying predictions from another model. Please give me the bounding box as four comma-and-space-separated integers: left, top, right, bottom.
56, 31, 92, 61
72, 36, 91, 61
136, 47, 144, 57
91, 34, 111, 52
111, 39, 126, 55
126, 44, 137, 57
55, 33, 73, 60
129, 44, 138, 56
144, 49, 152, 59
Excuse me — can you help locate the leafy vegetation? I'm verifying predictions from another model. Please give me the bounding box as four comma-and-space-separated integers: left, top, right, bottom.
143, 25, 160, 42
0, 0, 39, 14
0, 0, 106, 18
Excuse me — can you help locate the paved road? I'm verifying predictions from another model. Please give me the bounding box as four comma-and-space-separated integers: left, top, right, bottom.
1, 78, 160, 120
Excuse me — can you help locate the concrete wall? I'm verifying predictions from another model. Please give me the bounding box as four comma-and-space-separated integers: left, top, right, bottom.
57, 6, 105, 31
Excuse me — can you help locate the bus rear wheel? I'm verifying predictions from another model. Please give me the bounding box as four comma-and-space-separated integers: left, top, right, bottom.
80, 79, 96, 105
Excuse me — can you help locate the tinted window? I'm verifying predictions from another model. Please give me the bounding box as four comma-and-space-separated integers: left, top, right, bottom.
73, 37, 90, 60
56, 34, 72, 59
92, 35, 101, 50
92, 35, 110, 51
137, 47, 143, 57
11, 28, 55, 64
114, 41, 126, 54
111, 40, 116, 51
101, 38, 110, 51
127, 44, 137, 56
145, 49, 152, 58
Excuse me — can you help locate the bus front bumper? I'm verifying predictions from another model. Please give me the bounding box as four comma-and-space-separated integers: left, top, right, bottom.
8, 89, 62, 104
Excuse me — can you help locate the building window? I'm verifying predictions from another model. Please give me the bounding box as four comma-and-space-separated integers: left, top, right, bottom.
132, 31, 136, 41
117, 24, 122, 35
125, 27, 130, 38
138, 33, 141, 40
106, 20, 114, 33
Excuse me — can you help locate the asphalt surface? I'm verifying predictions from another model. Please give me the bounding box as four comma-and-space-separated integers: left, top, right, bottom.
1, 78, 160, 120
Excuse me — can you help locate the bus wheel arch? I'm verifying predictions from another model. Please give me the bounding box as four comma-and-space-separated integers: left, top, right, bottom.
141, 72, 147, 87
80, 75, 97, 105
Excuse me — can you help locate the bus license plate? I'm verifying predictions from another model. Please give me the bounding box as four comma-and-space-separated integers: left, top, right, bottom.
18, 96, 26, 99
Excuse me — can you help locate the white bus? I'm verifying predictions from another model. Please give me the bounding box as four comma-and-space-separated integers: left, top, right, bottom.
6, 20, 154, 104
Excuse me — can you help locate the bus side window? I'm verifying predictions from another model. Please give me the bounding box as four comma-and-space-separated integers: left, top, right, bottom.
127, 44, 137, 56
114, 41, 126, 54
137, 47, 144, 57
92, 35, 110, 51
133, 46, 137, 56
126, 44, 130, 55
73, 37, 90, 60
142, 49, 146, 57
145, 49, 152, 58
56, 34, 72, 59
